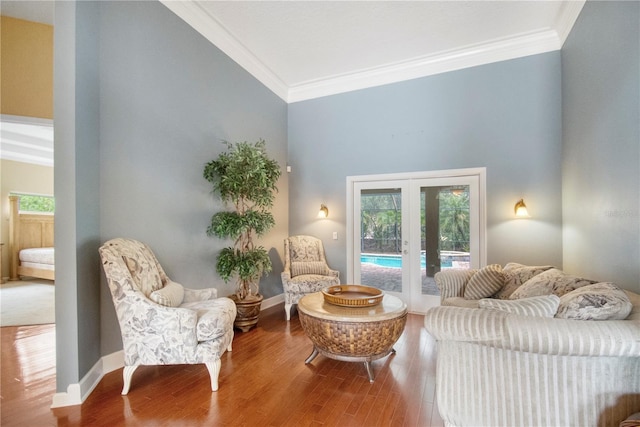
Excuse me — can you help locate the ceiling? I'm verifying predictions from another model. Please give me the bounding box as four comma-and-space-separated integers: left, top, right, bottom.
1, 1, 584, 103
160, 1, 585, 102
1, 1, 585, 166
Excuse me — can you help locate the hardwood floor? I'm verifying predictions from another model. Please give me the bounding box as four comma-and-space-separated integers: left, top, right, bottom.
1, 305, 443, 426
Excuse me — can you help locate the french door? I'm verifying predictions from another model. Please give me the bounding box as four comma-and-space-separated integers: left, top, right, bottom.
347, 168, 486, 313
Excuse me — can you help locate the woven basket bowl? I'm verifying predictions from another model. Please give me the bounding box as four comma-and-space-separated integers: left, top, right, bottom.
299, 311, 407, 360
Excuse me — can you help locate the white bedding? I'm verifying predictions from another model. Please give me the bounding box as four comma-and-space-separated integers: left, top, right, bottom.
19, 247, 55, 265
20, 261, 55, 271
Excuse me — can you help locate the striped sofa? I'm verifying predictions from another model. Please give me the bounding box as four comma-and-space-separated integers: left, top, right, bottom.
424, 266, 640, 427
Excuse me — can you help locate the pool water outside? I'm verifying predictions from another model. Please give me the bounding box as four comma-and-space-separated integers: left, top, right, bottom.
361, 253, 470, 269
361, 254, 431, 269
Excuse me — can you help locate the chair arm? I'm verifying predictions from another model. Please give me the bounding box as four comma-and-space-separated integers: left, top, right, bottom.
435, 269, 476, 301
281, 271, 292, 283
328, 269, 340, 279
183, 287, 218, 303
424, 306, 640, 357
117, 292, 197, 341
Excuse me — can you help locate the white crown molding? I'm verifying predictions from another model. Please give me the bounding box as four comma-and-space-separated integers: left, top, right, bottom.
160, 0, 290, 102
163, 1, 583, 104
289, 29, 562, 102
554, 0, 586, 46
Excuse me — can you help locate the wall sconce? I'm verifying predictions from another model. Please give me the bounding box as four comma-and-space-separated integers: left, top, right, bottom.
514, 199, 530, 218
318, 204, 329, 218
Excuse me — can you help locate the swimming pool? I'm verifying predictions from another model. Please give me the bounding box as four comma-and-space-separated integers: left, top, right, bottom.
361, 254, 427, 269
361, 252, 468, 269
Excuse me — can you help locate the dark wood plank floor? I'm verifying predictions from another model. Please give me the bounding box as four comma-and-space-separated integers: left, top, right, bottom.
1, 305, 443, 426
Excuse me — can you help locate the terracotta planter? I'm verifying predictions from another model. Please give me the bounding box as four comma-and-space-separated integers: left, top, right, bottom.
230, 294, 263, 332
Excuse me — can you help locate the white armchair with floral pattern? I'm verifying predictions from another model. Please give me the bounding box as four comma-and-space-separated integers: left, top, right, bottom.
281, 235, 340, 320
99, 238, 236, 394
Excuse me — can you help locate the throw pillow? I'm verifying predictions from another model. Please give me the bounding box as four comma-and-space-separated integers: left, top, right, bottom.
556, 282, 633, 320
510, 268, 596, 300
479, 295, 560, 317
291, 261, 330, 277
150, 280, 185, 307
463, 264, 504, 300
494, 263, 555, 300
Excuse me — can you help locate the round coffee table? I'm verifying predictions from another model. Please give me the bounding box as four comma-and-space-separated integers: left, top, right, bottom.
297, 291, 407, 382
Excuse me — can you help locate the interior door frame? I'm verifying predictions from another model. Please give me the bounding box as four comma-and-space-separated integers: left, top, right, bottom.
347, 167, 487, 312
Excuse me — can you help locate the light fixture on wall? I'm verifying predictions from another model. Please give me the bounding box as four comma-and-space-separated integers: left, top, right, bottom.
514, 199, 530, 218
318, 204, 329, 218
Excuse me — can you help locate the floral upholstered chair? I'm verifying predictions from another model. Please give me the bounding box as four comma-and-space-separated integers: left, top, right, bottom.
99, 238, 236, 394
281, 235, 340, 320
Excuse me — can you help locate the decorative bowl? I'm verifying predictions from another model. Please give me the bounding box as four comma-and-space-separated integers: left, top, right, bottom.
321, 284, 384, 307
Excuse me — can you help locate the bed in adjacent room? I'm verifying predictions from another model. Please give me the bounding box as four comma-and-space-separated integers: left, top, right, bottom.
8, 195, 55, 281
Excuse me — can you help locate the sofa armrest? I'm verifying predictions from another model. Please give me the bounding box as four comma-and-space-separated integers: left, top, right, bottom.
435, 269, 477, 301
328, 268, 340, 279
424, 306, 640, 357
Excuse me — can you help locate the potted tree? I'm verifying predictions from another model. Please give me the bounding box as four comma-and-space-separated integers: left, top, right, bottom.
204, 139, 281, 332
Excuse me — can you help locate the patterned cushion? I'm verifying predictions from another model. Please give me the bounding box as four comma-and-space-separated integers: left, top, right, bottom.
494, 263, 554, 300
291, 261, 330, 277
463, 264, 504, 300
121, 253, 163, 297
289, 236, 322, 262
479, 295, 560, 317
510, 268, 596, 299
556, 283, 633, 320
150, 281, 185, 307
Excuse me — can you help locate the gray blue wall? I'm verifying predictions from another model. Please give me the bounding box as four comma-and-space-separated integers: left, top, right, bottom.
288, 52, 563, 274
97, 0, 288, 354
53, 0, 639, 398
562, 1, 640, 292
55, 0, 288, 390
54, 0, 102, 391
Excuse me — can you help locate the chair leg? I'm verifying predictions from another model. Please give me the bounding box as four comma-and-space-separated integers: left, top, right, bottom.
227, 331, 233, 352
121, 365, 138, 395
284, 303, 292, 321
205, 359, 222, 391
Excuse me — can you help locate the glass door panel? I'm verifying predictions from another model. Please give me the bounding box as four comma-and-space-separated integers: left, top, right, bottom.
348, 169, 485, 313
410, 176, 479, 311
353, 181, 410, 303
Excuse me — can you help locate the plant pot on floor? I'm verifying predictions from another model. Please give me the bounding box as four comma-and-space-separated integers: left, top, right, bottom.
230, 294, 263, 332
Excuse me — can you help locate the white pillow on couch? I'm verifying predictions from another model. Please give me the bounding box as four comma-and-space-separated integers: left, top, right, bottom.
556, 282, 633, 321
510, 268, 596, 299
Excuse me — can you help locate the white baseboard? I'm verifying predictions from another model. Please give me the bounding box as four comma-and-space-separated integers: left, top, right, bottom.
51, 294, 285, 408
261, 293, 284, 310
50, 350, 123, 408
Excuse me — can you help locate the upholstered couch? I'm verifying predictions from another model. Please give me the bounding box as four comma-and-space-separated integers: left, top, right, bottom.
424, 263, 640, 427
